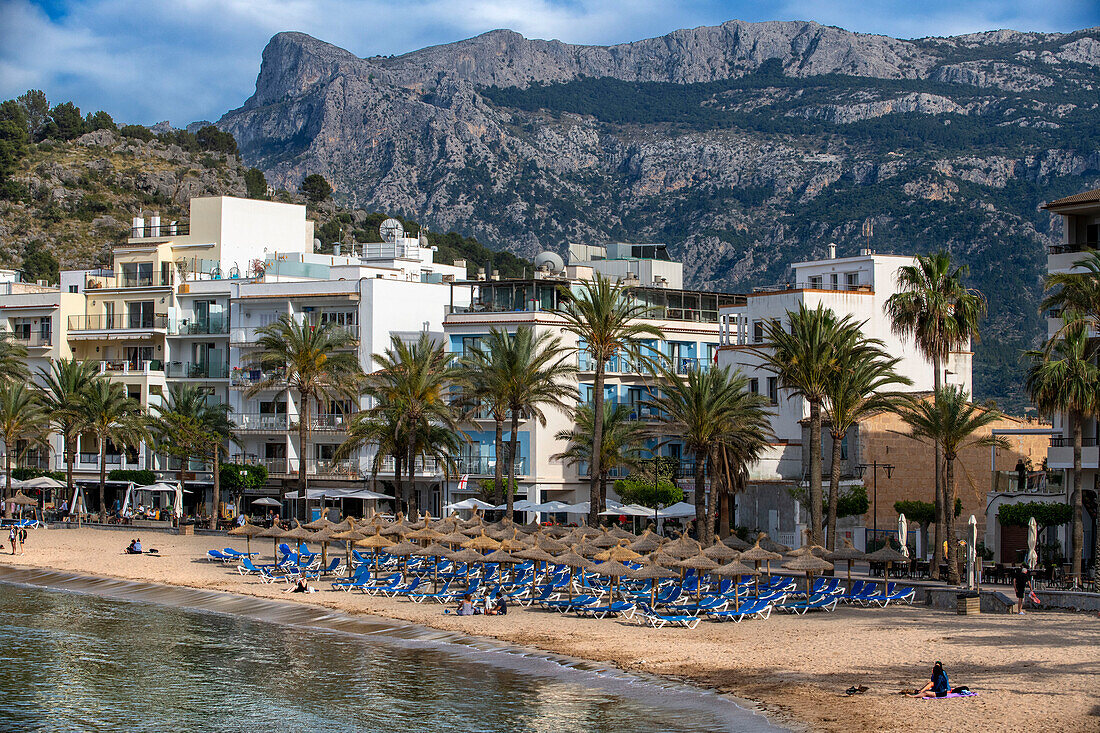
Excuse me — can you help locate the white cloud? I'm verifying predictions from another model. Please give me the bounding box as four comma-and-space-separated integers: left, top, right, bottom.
0, 0, 1096, 125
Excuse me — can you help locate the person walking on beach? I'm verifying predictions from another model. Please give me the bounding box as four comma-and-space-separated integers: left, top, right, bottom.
18, 527, 27, 555
1014, 566, 1032, 614
8, 525, 16, 555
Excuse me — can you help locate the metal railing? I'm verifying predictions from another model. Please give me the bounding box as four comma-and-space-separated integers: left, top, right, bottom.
751, 281, 872, 294
310, 413, 353, 430
69, 314, 169, 331
236, 413, 289, 431
171, 318, 229, 335
165, 361, 229, 379
577, 462, 630, 479
1048, 241, 1099, 256
230, 368, 285, 387
379, 456, 445, 475
1049, 436, 1099, 447
98, 360, 162, 375
85, 273, 175, 289
229, 457, 362, 478
457, 456, 528, 476
130, 222, 189, 238
10, 332, 52, 347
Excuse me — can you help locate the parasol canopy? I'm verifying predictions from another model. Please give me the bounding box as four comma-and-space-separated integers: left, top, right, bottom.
251, 497, 283, 507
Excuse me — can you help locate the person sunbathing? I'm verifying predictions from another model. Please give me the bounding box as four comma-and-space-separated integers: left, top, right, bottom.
910, 661, 950, 698
125, 538, 142, 554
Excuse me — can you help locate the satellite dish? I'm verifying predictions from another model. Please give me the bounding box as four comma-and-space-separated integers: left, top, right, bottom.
534, 251, 565, 274
379, 218, 404, 243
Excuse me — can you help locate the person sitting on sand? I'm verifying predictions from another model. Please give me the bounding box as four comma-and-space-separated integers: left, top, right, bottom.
284, 577, 312, 593
910, 661, 951, 698
126, 538, 142, 554
456, 594, 475, 616
490, 596, 507, 616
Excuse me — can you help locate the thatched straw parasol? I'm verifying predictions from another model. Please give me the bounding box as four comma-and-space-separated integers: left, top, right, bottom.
355, 529, 395, 582
514, 544, 557, 595
739, 537, 784, 593
414, 541, 453, 590
310, 525, 344, 568
676, 554, 721, 600
588, 531, 619, 548
758, 533, 789, 554
331, 527, 366, 577
255, 522, 286, 559
303, 516, 335, 531
10, 491, 38, 507
630, 560, 678, 606
438, 530, 470, 547
595, 540, 642, 564
543, 525, 572, 538
536, 536, 569, 554
383, 540, 420, 581
592, 559, 633, 602
462, 531, 501, 552
448, 547, 488, 576
711, 558, 759, 609
721, 533, 750, 550
482, 548, 519, 564
498, 530, 529, 552
405, 525, 447, 544
825, 539, 866, 586
782, 553, 834, 596
227, 521, 265, 557
703, 542, 742, 562
554, 546, 594, 600
628, 529, 662, 553
606, 525, 636, 540
863, 544, 910, 589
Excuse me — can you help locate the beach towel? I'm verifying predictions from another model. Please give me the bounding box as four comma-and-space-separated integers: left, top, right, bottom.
923, 691, 978, 699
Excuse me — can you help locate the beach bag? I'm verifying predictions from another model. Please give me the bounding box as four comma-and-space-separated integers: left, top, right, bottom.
1028, 590, 1041, 605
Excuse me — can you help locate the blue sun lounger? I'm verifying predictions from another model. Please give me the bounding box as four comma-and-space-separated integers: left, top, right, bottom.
576, 600, 636, 619
862, 582, 916, 607
208, 549, 234, 563
706, 597, 773, 622
779, 594, 839, 614
666, 596, 729, 616
407, 581, 456, 603
541, 594, 598, 613
635, 603, 702, 629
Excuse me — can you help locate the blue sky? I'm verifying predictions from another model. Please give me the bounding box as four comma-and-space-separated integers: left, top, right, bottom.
1, 0, 1097, 126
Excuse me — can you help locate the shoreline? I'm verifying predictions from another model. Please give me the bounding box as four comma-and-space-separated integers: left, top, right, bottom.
0, 564, 782, 731
2, 528, 1097, 732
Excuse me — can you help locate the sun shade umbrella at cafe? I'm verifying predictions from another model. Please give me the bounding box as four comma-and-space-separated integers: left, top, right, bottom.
782, 552, 834, 597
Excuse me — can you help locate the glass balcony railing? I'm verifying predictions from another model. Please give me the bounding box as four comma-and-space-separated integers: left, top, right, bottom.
165, 361, 229, 379
97, 359, 163, 375
237, 413, 289, 431
457, 456, 528, 476
171, 318, 228, 335
230, 367, 286, 387
130, 222, 189, 238
69, 314, 169, 331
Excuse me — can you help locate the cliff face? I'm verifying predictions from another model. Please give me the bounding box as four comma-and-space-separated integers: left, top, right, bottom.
218, 21, 1100, 411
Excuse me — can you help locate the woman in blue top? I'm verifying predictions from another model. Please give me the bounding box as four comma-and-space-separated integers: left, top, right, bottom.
910, 661, 950, 698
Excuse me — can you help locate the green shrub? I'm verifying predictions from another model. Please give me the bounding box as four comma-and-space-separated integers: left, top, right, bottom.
107, 469, 156, 486
119, 124, 153, 142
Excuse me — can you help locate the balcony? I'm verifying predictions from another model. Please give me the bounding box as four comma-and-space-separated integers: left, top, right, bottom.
751, 281, 872, 294
236, 413, 289, 431
577, 462, 630, 479
240, 458, 361, 479
171, 318, 229, 336
1048, 241, 1099, 256
310, 413, 353, 431
68, 314, 169, 332
674, 357, 711, 375
130, 222, 189, 239
85, 273, 175, 290
379, 455, 445, 475
457, 456, 528, 476
1048, 436, 1098, 447
98, 359, 163, 375
165, 361, 229, 379
230, 367, 286, 388
10, 332, 52, 348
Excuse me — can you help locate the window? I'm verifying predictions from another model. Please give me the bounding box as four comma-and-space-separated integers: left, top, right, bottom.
752, 321, 764, 343
808, 275, 822, 288
767, 377, 779, 404
830, 273, 838, 290
748, 378, 759, 394
461, 336, 481, 356
121, 262, 153, 287
128, 301, 155, 328
149, 385, 163, 397
846, 272, 860, 290
39, 317, 51, 343
12, 320, 30, 340
68, 285, 78, 293
320, 310, 357, 327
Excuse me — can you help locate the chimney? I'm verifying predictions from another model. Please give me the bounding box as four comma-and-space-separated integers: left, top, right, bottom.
828, 243, 837, 259
333, 244, 341, 256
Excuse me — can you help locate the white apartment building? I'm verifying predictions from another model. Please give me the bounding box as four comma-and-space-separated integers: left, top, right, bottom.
0, 196, 468, 516
716, 249, 974, 542
1039, 188, 1100, 567
441, 246, 743, 515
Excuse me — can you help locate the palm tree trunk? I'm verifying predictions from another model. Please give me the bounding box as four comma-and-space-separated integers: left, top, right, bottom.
931, 359, 945, 580
945, 452, 959, 585
208, 445, 220, 530
98, 440, 107, 523
3, 446, 11, 520
808, 400, 824, 546
298, 392, 310, 521
407, 443, 419, 518
494, 416, 504, 502
393, 452, 403, 516
588, 365, 606, 528
65, 431, 75, 518
506, 409, 520, 521
693, 447, 709, 545
827, 429, 843, 550
1071, 411, 1084, 582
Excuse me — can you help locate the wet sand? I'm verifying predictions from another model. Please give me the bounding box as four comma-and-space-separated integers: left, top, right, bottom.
3, 527, 1098, 732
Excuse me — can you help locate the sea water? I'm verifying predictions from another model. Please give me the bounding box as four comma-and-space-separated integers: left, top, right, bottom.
0, 569, 782, 732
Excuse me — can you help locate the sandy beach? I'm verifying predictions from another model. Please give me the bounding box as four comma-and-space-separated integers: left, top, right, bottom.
2, 527, 1097, 732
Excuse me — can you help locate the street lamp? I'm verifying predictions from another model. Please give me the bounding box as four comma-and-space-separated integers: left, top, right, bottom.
856, 461, 894, 542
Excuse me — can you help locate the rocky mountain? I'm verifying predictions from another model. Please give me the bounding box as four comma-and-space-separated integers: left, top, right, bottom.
216, 22, 1097, 412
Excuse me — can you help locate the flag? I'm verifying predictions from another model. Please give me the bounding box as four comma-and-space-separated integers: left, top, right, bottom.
457, 474, 469, 492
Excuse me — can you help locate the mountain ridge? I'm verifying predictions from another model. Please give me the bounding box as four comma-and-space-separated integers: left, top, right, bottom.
216, 20, 1100, 412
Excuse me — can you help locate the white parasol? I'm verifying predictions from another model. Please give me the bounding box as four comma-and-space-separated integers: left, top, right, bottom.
898, 513, 909, 558
1026, 516, 1038, 569
967, 514, 979, 589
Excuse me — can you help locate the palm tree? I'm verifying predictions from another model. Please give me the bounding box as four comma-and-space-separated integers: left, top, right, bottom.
896, 386, 1007, 584
250, 315, 361, 519
499, 327, 576, 520
553, 402, 648, 516
711, 393, 774, 539
822, 348, 912, 549
359, 333, 460, 517
36, 359, 99, 506
750, 303, 871, 545
885, 251, 986, 578
1025, 318, 1098, 582
81, 378, 146, 522
0, 383, 48, 517
457, 328, 516, 504
149, 385, 237, 529
648, 365, 772, 545
1041, 250, 1100, 330
0, 332, 29, 385
558, 273, 664, 525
